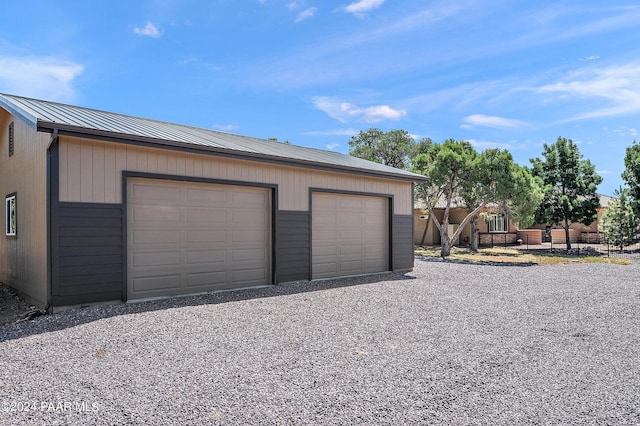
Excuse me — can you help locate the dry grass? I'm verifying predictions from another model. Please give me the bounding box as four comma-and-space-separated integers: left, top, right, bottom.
414, 246, 631, 265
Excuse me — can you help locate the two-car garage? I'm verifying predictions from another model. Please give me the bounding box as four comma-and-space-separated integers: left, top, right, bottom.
126, 178, 392, 300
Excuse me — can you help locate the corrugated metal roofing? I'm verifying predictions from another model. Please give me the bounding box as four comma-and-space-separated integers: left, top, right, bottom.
0, 93, 427, 181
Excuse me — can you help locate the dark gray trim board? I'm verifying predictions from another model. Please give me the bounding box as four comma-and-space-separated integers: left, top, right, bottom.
275, 211, 310, 283
392, 215, 414, 271
51, 202, 123, 306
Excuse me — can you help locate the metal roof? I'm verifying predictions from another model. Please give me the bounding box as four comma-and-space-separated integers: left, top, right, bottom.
0, 93, 427, 182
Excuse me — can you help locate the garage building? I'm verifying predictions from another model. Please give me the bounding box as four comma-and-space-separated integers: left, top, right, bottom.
0, 94, 426, 309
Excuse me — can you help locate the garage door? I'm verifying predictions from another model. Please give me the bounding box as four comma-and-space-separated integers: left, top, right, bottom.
312, 192, 389, 279
127, 178, 271, 299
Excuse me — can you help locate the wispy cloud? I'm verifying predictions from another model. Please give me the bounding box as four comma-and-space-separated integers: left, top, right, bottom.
467, 139, 528, 151
212, 124, 239, 131
461, 114, 529, 129
0, 55, 83, 102
133, 21, 162, 38
313, 96, 406, 123
295, 7, 317, 23
325, 143, 340, 150
538, 62, 640, 121
597, 169, 614, 175
304, 128, 359, 136
344, 0, 385, 16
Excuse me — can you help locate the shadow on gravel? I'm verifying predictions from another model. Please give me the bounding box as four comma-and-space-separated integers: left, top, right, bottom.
0, 271, 416, 343
415, 255, 536, 267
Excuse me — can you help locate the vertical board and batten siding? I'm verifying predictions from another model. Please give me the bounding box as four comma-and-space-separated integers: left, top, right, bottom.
0, 109, 49, 306
58, 137, 413, 215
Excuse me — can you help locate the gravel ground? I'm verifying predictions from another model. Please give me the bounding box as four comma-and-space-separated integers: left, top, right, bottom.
0, 258, 639, 425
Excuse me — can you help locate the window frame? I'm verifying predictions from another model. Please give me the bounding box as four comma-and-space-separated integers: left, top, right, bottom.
5, 193, 17, 238
488, 213, 508, 233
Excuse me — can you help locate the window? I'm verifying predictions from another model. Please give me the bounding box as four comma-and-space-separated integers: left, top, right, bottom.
488, 213, 508, 233
8, 122, 14, 157
6, 194, 16, 237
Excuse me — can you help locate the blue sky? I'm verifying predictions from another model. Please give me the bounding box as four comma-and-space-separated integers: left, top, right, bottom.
1, 1, 639, 196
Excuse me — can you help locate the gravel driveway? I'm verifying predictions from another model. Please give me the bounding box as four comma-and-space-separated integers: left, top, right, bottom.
1, 258, 639, 425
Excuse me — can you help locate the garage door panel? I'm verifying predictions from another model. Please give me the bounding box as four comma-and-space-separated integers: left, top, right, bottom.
232, 268, 268, 282
132, 205, 180, 224
231, 248, 267, 262
186, 208, 227, 224
132, 251, 181, 268
186, 271, 227, 288
132, 275, 181, 293
186, 250, 226, 265
186, 230, 228, 244
312, 193, 389, 279
232, 229, 267, 243
131, 183, 180, 202
186, 188, 228, 203
128, 178, 271, 299
232, 209, 268, 224
132, 229, 180, 245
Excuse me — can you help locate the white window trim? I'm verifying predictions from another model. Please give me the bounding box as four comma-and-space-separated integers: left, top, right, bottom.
488, 213, 508, 233
6, 194, 16, 237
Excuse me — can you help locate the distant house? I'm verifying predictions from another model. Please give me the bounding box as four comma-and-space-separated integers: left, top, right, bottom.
526, 194, 613, 244
413, 194, 613, 246
0, 93, 427, 309
413, 198, 518, 247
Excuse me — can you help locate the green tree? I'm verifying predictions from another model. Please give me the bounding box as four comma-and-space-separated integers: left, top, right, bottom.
530, 137, 602, 250
348, 128, 416, 170
413, 140, 536, 256
622, 140, 640, 216
599, 188, 639, 250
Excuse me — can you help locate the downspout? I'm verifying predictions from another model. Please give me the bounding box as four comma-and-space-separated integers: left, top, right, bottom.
45, 129, 59, 312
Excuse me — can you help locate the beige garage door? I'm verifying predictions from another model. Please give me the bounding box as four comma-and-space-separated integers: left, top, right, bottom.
312, 192, 389, 279
127, 178, 271, 299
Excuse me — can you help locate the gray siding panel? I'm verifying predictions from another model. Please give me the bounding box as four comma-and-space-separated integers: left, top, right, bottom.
275, 210, 310, 283
52, 203, 123, 306
393, 214, 414, 271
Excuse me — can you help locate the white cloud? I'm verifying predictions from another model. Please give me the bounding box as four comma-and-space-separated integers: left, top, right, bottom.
133, 22, 162, 38
304, 128, 359, 136
212, 124, 238, 131
344, 0, 385, 16
312, 96, 406, 123
325, 143, 340, 150
468, 138, 528, 151
295, 7, 317, 23
537, 62, 640, 121
461, 114, 529, 129
597, 169, 614, 175
0, 55, 83, 102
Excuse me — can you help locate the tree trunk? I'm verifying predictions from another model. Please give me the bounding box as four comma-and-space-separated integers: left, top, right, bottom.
564, 217, 572, 250
419, 213, 430, 247
470, 215, 479, 252
440, 220, 450, 257
441, 236, 451, 257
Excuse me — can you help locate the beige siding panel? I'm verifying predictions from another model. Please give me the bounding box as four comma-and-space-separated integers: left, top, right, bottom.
0, 110, 49, 306
58, 137, 413, 214
127, 178, 271, 299
312, 192, 389, 279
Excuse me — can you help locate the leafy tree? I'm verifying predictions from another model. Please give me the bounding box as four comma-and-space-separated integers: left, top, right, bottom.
530, 137, 602, 250
599, 188, 639, 250
622, 140, 640, 216
349, 128, 416, 170
413, 140, 537, 256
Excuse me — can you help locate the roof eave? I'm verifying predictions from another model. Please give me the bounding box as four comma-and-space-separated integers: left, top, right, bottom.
37, 121, 428, 183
